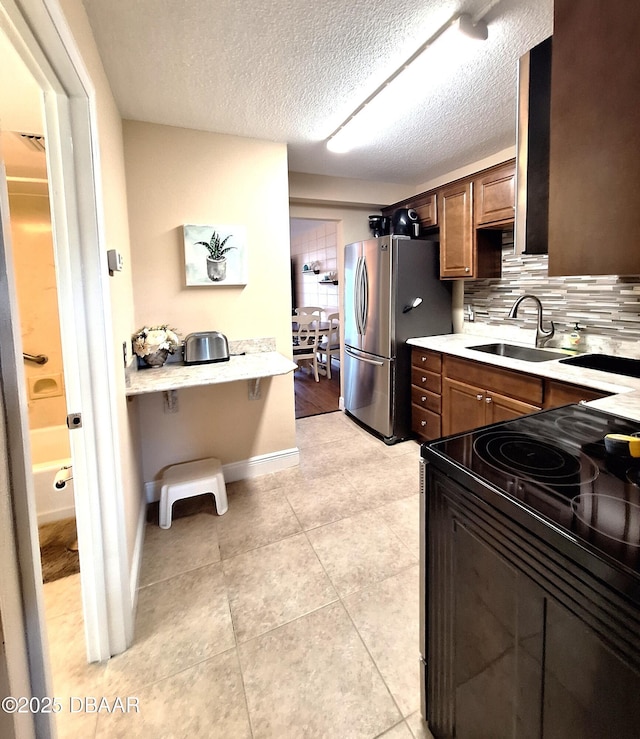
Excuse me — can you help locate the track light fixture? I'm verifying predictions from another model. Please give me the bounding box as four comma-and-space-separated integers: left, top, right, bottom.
326, 12, 489, 154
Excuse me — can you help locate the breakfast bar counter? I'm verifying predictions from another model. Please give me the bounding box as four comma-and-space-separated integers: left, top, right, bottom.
125, 350, 296, 397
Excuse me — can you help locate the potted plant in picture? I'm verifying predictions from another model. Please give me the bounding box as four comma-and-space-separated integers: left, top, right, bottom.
132, 324, 181, 368
194, 230, 236, 282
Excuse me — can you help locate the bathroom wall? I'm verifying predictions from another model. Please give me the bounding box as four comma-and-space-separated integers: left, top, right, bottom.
9, 185, 66, 429
123, 121, 295, 484
464, 240, 640, 351
290, 221, 339, 311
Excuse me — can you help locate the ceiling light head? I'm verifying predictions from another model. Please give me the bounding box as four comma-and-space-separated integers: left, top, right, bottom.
324, 10, 488, 154
456, 13, 488, 41
326, 135, 351, 154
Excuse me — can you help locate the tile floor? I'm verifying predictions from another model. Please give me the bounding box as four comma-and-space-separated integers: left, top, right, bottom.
43, 411, 435, 739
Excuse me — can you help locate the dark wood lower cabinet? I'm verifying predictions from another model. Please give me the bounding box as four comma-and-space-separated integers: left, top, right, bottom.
425, 467, 640, 739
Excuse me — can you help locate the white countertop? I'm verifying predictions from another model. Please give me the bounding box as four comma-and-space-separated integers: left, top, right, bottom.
125, 351, 297, 396
408, 333, 640, 423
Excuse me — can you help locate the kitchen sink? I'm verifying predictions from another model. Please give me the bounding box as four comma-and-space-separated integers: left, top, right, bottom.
468, 343, 568, 362
559, 353, 640, 378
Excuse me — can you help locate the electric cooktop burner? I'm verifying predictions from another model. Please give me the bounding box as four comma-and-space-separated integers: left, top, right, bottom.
572, 494, 640, 548
426, 403, 640, 573
473, 431, 599, 489
553, 413, 613, 444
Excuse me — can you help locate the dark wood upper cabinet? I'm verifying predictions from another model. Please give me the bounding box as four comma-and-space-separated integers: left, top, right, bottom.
515, 37, 551, 255
384, 161, 512, 280
439, 181, 474, 278
412, 191, 438, 229
474, 161, 515, 227
548, 1, 640, 276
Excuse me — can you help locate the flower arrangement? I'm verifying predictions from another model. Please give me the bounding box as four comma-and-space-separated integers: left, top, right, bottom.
131, 325, 180, 358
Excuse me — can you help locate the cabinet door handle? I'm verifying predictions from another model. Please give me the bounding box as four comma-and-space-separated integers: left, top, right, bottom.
421, 396, 427, 402
422, 376, 427, 383
485, 397, 493, 404
476, 394, 483, 401
464, 266, 470, 273
421, 420, 427, 427
421, 356, 427, 362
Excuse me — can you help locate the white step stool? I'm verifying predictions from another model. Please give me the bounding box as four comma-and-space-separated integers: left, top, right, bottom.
159, 457, 228, 529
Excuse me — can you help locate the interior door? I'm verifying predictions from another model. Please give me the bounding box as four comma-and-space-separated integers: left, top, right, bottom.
0, 143, 53, 738
0, 0, 133, 682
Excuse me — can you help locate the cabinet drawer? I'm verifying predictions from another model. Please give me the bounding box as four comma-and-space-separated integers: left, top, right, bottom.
444, 355, 543, 405
411, 349, 442, 373
411, 366, 441, 394
412, 405, 442, 440
411, 385, 441, 414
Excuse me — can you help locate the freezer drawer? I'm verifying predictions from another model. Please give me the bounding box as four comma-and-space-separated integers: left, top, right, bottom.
344, 346, 393, 439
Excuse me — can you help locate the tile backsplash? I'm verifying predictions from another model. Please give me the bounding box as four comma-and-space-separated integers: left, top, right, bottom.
464, 243, 640, 355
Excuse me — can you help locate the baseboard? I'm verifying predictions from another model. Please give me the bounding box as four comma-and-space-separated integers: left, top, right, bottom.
37, 505, 76, 526
129, 496, 147, 611
144, 447, 300, 503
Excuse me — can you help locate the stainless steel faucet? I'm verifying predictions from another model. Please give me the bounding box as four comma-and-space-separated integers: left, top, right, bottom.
507, 294, 555, 348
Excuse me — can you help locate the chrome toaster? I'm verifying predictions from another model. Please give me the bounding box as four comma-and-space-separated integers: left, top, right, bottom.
183, 331, 230, 364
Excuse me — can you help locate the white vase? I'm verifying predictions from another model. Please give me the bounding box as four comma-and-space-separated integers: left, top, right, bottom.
206, 257, 227, 282
142, 348, 169, 368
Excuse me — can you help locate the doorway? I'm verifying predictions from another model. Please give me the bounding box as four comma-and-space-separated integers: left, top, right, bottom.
289, 218, 340, 417
0, 3, 133, 734
3, 122, 79, 572
5, 131, 85, 682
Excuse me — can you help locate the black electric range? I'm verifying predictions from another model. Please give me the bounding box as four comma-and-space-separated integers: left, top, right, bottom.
422, 404, 640, 590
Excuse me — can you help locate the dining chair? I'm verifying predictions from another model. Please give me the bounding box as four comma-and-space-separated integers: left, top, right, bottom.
317, 312, 340, 379
295, 306, 323, 319
292, 314, 321, 382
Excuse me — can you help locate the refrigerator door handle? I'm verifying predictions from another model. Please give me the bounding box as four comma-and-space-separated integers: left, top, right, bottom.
354, 256, 363, 336
360, 255, 369, 336
345, 347, 385, 366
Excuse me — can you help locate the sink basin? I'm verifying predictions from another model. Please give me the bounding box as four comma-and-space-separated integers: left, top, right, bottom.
468, 343, 568, 362
559, 353, 640, 378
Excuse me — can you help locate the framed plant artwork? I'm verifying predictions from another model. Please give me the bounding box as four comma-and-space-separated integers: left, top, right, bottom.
183, 224, 247, 286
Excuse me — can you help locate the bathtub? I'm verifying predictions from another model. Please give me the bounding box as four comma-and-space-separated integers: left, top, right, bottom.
30, 425, 74, 525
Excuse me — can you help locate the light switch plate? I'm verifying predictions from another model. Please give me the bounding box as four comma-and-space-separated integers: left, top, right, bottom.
107, 249, 124, 274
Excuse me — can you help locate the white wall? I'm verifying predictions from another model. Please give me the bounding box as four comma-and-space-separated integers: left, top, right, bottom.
289, 171, 412, 208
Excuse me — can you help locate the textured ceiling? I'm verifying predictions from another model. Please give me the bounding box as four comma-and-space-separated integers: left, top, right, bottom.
83, 0, 552, 186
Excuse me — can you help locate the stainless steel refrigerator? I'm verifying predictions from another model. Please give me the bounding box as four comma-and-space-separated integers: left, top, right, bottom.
344, 236, 452, 444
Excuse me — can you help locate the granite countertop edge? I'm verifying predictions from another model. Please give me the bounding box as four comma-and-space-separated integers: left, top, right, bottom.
125, 350, 297, 396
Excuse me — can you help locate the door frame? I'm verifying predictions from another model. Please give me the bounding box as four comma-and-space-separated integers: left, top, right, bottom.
0, 0, 132, 732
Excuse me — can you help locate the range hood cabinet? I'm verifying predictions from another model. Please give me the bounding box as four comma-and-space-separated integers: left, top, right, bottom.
515, 36, 552, 255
